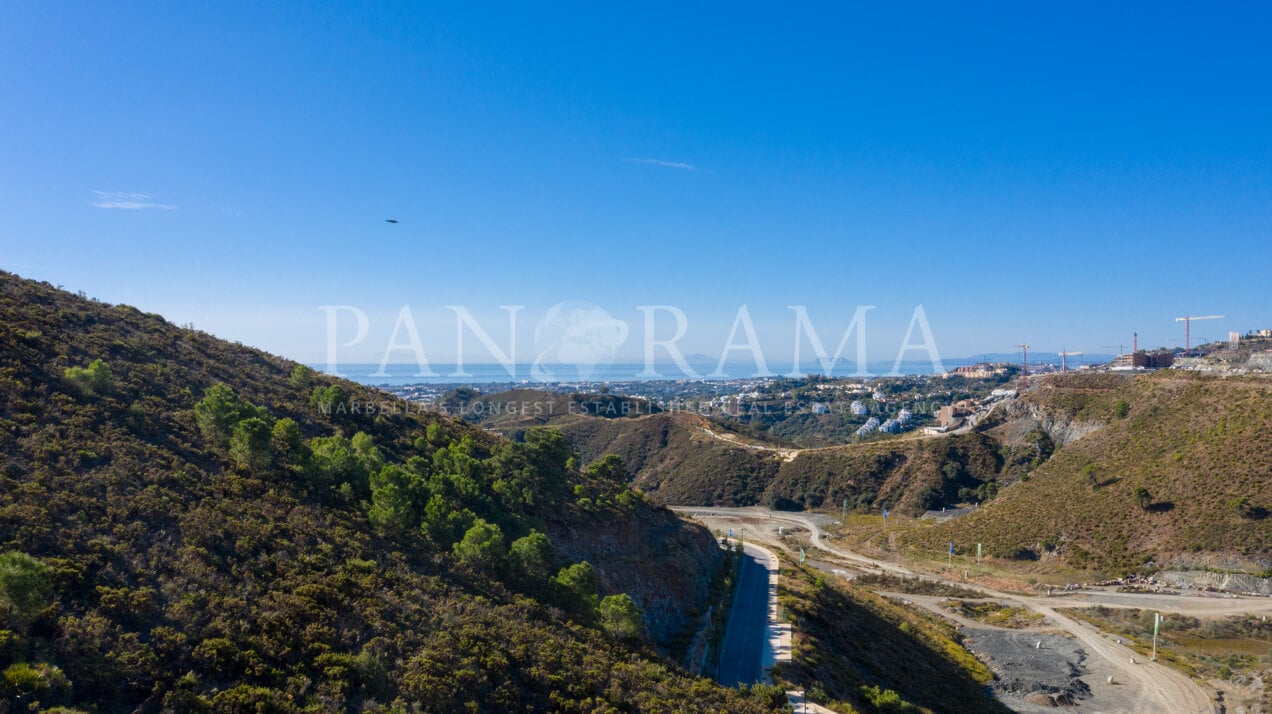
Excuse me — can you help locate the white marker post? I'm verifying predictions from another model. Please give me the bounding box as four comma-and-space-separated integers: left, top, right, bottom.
1152, 612, 1161, 660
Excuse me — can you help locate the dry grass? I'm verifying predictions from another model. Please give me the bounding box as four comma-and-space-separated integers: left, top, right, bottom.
775, 561, 1009, 713
904, 372, 1272, 576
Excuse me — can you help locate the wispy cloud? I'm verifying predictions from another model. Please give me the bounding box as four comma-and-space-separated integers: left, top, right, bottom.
625, 158, 698, 171
91, 190, 176, 210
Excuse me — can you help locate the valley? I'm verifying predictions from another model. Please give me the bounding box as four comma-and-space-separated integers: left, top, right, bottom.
677, 506, 1250, 713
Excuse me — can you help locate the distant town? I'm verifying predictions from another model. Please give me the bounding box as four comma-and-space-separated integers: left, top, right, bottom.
377, 328, 1272, 443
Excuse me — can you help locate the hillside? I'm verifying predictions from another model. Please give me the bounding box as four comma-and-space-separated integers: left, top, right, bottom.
0, 273, 778, 712
775, 563, 1007, 713
463, 391, 1046, 515
905, 371, 1272, 575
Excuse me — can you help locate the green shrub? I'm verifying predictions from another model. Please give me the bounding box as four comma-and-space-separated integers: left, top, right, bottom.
0, 551, 52, 624
288, 364, 313, 389
194, 384, 264, 447
1, 661, 71, 698
859, 683, 920, 713
62, 359, 112, 395
597, 593, 646, 641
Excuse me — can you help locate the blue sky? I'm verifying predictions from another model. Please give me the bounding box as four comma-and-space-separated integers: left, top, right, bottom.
2, 2, 1270, 370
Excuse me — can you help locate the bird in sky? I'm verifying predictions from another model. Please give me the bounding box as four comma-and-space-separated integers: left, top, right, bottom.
385, 218, 398, 224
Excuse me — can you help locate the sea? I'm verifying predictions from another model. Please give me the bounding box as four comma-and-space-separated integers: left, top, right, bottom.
319, 360, 974, 387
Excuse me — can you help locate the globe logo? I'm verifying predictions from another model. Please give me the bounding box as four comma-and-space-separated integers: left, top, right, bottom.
531, 301, 629, 381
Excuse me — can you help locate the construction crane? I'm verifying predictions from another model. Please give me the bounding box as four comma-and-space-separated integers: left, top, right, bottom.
1013, 343, 1030, 390
1174, 314, 1224, 352
1058, 351, 1083, 371
1103, 332, 1138, 358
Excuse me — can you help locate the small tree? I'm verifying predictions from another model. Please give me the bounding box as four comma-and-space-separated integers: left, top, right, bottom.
596, 593, 645, 641
308, 435, 360, 490
288, 364, 313, 390
586, 454, 627, 482
420, 495, 475, 546
195, 384, 261, 447
270, 418, 309, 471
552, 561, 599, 614
453, 519, 505, 568
975, 481, 998, 502
509, 531, 555, 584
310, 385, 351, 419
229, 417, 273, 472
424, 422, 450, 449
351, 432, 384, 473
368, 465, 420, 533
1134, 486, 1152, 510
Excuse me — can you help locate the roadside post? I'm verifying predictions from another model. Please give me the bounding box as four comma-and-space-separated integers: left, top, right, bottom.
1153, 612, 1161, 660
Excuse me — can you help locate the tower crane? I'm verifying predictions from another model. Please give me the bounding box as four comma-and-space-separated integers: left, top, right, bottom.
1013, 343, 1030, 390
1174, 314, 1224, 352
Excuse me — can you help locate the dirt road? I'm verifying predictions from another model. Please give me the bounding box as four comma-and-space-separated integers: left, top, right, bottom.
675, 506, 1216, 714
695, 425, 801, 461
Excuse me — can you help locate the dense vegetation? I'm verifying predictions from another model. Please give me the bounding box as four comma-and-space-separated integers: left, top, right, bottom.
0, 273, 779, 712
906, 371, 1272, 575
466, 393, 1040, 517
762, 431, 1030, 515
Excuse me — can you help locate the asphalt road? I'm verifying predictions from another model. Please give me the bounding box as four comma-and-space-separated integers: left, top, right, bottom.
716, 546, 768, 686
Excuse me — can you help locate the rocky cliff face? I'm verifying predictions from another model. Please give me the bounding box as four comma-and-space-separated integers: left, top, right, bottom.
1175, 351, 1272, 375
990, 398, 1107, 447
1159, 570, 1272, 596
543, 504, 723, 645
